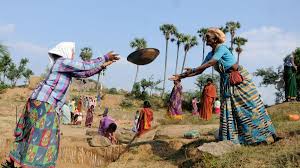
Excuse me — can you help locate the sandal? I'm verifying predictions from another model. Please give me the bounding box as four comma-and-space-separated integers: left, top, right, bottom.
1, 160, 17, 168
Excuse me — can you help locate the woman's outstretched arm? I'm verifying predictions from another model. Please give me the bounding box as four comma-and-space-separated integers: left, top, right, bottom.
174, 59, 218, 80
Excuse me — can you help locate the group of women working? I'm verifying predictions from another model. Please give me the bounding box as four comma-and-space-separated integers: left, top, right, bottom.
168, 77, 218, 121
3, 27, 283, 167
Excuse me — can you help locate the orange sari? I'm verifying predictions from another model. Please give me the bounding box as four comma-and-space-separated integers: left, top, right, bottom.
137, 108, 153, 136
77, 99, 82, 112
199, 84, 217, 120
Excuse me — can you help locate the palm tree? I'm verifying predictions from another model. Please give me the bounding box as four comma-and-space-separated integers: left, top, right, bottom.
219, 26, 229, 34
79, 47, 93, 93
171, 32, 185, 74
181, 35, 198, 73
233, 37, 248, 64
159, 24, 177, 95
79, 47, 93, 61
225, 21, 241, 52
197, 28, 208, 62
200, 28, 217, 78
0, 44, 8, 56
130, 38, 147, 86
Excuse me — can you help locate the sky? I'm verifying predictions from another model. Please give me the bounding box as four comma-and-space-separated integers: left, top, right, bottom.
0, 0, 300, 105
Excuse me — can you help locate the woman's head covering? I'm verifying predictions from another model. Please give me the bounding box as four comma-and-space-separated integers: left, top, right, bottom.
48, 42, 75, 65
207, 28, 226, 43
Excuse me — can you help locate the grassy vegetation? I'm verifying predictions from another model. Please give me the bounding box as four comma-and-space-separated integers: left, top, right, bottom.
170, 102, 300, 168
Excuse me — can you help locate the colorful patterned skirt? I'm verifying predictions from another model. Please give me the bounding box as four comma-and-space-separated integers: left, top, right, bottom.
10, 99, 60, 168
216, 65, 276, 145
284, 66, 297, 100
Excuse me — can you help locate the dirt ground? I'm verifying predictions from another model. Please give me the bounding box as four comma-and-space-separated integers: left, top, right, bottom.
1, 87, 300, 168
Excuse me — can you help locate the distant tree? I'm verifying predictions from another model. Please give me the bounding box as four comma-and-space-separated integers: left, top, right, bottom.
254, 66, 284, 103
197, 28, 215, 78
225, 21, 241, 52
130, 38, 147, 86
131, 82, 142, 98
147, 76, 162, 96
159, 24, 177, 96
181, 35, 198, 73
219, 26, 229, 34
233, 36, 248, 64
23, 69, 34, 85
6, 63, 17, 86
7, 58, 30, 87
171, 32, 185, 74
140, 78, 152, 94
0, 44, 8, 57
197, 28, 208, 62
79, 47, 93, 61
195, 73, 220, 93
0, 53, 12, 83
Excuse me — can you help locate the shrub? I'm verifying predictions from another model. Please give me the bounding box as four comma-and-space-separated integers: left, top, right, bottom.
182, 91, 201, 112
120, 98, 133, 108
0, 83, 9, 94
131, 82, 141, 98
162, 91, 201, 112
108, 88, 118, 94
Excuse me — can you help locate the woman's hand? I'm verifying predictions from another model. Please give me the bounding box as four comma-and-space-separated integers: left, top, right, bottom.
169, 75, 180, 81
105, 51, 120, 61
101, 61, 115, 69
182, 67, 193, 74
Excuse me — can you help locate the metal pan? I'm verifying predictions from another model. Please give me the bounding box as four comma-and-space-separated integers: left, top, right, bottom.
127, 48, 160, 65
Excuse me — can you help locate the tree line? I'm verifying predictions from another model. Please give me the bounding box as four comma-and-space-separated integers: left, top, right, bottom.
129, 21, 247, 97
0, 44, 33, 89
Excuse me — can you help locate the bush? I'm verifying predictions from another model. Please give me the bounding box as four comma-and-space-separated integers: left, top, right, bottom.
108, 88, 118, 94
182, 91, 201, 112
120, 98, 133, 108
162, 92, 171, 107
131, 82, 141, 98
162, 90, 201, 112
149, 96, 165, 110
0, 83, 9, 94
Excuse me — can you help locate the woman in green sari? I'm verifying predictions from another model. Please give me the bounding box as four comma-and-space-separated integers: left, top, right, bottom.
283, 52, 297, 102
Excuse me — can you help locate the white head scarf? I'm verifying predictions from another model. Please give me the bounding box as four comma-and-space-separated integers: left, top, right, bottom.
48, 42, 75, 65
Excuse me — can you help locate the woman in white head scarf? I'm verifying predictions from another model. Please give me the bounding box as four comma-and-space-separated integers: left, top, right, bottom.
5, 42, 119, 168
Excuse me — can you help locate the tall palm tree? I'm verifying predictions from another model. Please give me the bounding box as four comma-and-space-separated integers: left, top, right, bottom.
181, 35, 198, 73
171, 32, 185, 74
79, 47, 93, 61
197, 28, 208, 62
130, 38, 147, 86
225, 21, 241, 52
0, 44, 8, 56
79, 47, 93, 93
159, 24, 177, 95
233, 37, 248, 64
219, 26, 229, 35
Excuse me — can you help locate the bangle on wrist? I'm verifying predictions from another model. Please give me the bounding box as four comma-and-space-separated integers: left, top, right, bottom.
179, 74, 186, 79
192, 68, 196, 73
104, 54, 109, 62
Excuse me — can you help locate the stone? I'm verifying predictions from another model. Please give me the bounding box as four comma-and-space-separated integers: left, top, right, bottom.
88, 135, 112, 147
197, 140, 241, 156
